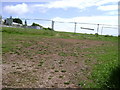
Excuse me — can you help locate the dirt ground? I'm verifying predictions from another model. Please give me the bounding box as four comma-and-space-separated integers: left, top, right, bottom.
2, 38, 107, 88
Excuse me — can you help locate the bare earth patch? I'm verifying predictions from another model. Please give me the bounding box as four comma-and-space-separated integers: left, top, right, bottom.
2, 38, 108, 88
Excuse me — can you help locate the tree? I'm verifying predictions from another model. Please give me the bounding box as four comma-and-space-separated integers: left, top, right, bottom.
31, 23, 39, 26
3, 19, 6, 25
13, 18, 22, 24
25, 20, 27, 26
31, 23, 42, 28
48, 27, 54, 31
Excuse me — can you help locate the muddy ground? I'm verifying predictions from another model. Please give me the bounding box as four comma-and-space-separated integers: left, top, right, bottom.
2, 38, 108, 88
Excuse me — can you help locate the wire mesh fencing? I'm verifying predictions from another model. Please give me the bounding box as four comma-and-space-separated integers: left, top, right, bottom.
2, 17, 118, 36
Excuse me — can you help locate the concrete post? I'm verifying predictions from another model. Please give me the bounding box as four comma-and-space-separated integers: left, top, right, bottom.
74, 22, 77, 33
52, 20, 54, 30
97, 24, 99, 34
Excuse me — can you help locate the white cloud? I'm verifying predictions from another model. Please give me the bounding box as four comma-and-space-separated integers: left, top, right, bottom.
98, 5, 118, 11
106, 11, 118, 15
3, 3, 29, 15
1, 0, 55, 2
3, 0, 119, 16
43, 0, 119, 9
30, 4, 49, 13
45, 0, 99, 9
96, 0, 118, 6
29, 0, 119, 15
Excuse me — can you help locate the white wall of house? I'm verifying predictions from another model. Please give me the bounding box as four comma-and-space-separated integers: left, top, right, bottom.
0, 19, 4, 25
27, 26, 41, 29
12, 22, 22, 26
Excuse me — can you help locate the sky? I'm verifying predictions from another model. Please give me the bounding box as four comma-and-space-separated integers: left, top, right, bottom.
1, 0, 119, 36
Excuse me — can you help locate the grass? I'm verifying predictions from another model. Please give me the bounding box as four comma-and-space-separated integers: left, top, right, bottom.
38, 60, 44, 66
59, 76, 63, 78
61, 70, 66, 73
58, 52, 67, 57
54, 70, 59, 72
2, 27, 119, 88
2, 27, 117, 41
2, 27, 117, 54
48, 77, 52, 80
78, 43, 118, 88
64, 81, 70, 85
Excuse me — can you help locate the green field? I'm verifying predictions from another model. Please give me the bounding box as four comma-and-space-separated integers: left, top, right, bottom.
2, 27, 119, 88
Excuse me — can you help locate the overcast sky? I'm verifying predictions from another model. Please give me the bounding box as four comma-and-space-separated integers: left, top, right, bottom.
1, 0, 119, 36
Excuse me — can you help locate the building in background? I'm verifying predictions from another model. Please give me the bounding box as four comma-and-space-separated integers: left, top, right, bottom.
27, 26, 42, 29
12, 22, 22, 26
0, 16, 4, 25
5, 16, 13, 26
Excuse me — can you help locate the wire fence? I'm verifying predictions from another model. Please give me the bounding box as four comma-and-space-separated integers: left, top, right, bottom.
1, 17, 118, 36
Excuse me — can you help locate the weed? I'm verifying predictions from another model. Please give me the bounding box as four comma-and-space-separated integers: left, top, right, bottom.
75, 61, 78, 63
64, 81, 70, 85
38, 64, 42, 66
11, 65, 15, 67
85, 59, 91, 63
59, 65, 63, 67
38, 60, 44, 66
30, 57, 33, 59
48, 77, 52, 80
16, 67, 22, 69
48, 76, 53, 80
13, 62, 16, 64
40, 61, 44, 64
71, 53, 78, 57
2, 61, 6, 64
59, 76, 63, 78
58, 61, 62, 64
14, 71, 21, 75
78, 82, 84, 87
38, 51, 45, 55
61, 70, 66, 73
55, 70, 59, 72
33, 70, 37, 72
51, 66, 55, 69
58, 52, 67, 56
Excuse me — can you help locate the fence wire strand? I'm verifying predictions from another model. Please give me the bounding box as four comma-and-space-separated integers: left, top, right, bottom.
1, 17, 118, 36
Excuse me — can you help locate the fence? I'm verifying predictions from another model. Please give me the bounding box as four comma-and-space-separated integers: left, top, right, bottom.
2, 17, 118, 36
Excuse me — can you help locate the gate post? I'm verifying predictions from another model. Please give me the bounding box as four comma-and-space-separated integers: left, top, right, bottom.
97, 24, 99, 34
74, 22, 77, 33
52, 20, 54, 30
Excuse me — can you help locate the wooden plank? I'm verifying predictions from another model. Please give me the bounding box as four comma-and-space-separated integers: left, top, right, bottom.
81, 27, 94, 30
